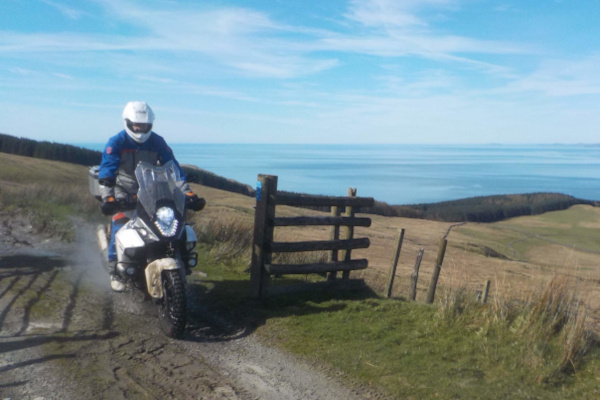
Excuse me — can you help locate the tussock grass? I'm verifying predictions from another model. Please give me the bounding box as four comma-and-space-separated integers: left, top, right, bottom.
271, 250, 328, 265
434, 274, 596, 385
519, 275, 594, 380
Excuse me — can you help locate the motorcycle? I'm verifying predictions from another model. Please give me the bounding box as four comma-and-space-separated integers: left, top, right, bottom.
91, 160, 200, 339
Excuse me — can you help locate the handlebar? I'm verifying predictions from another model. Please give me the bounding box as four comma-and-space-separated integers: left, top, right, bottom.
102, 197, 204, 215
113, 201, 137, 212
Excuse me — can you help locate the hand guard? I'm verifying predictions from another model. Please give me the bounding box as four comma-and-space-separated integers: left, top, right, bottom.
101, 197, 117, 216
185, 192, 206, 211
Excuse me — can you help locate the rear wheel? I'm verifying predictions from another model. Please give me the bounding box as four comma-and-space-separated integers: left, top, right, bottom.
157, 270, 187, 339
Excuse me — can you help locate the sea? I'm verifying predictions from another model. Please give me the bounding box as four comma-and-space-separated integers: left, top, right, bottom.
81, 143, 600, 205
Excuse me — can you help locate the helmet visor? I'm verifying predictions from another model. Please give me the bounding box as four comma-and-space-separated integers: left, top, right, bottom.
126, 119, 153, 134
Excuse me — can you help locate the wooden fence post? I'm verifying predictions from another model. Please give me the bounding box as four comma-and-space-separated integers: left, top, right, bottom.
426, 238, 447, 304
327, 205, 341, 281
250, 175, 278, 299
342, 188, 357, 280
385, 228, 405, 298
251, 184, 374, 297
481, 280, 491, 304
409, 248, 424, 301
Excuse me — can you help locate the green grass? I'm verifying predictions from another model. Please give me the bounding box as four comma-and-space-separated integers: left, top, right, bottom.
455, 207, 600, 262
191, 249, 600, 400
498, 206, 600, 253
536, 206, 600, 226
453, 226, 522, 260
0, 153, 88, 186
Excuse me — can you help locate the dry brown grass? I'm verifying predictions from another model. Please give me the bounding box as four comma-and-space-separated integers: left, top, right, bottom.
191, 211, 254, 261
189, 182, 600, 330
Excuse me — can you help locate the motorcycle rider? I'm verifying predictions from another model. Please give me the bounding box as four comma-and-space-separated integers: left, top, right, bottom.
98, 101, 205, 292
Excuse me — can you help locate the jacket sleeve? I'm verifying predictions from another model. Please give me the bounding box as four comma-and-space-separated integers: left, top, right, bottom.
98, 137, 121, 200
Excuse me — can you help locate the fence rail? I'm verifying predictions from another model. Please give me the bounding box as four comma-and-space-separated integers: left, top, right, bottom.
265, 259, 369, 275
275, 194, 374, 208
269, 237, 370, 253
273, 216, 371, 227
251, 174, 374, 298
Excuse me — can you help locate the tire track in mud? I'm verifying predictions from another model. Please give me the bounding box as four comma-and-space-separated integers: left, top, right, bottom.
0, 219, 243, 399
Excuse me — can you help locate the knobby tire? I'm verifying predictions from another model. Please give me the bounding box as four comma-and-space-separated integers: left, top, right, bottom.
158, 269, 187, 339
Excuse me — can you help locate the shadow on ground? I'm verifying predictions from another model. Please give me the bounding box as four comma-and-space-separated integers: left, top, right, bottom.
184, 275, 380, 343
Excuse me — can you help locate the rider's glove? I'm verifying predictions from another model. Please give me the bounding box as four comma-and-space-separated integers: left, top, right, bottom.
185, 192, 206, 211
101, 196, 117, 216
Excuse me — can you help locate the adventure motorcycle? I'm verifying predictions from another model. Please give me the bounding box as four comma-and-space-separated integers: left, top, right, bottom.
90, 160, 200, 339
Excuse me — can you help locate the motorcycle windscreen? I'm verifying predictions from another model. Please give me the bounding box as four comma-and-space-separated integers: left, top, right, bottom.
135, 161, 186, 217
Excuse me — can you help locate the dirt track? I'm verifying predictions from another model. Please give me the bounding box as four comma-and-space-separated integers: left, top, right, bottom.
0, 214, 380, 400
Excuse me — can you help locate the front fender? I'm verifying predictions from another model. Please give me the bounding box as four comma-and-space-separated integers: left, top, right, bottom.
145, 258, 184, 299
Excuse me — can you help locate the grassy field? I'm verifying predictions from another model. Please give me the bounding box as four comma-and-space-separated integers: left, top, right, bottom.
448, 206, 600, 323
2, 152, 600, 399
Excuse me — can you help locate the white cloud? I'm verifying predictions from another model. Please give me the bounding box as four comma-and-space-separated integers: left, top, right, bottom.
0, 32, 129, 52
502, 55, 600, 96
94, 1, 337, 78
0, 0, 529, 84
308, 0, 529, 82
39, 0, 88, 20
345, 0, 455, 28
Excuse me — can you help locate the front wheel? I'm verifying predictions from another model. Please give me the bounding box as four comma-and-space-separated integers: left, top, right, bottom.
157, 270, 187, 339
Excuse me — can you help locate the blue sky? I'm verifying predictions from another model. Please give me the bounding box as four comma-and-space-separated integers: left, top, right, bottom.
1, 0, 599, 144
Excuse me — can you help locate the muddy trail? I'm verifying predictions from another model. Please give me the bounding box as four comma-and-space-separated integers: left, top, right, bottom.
0, 215, 381, 400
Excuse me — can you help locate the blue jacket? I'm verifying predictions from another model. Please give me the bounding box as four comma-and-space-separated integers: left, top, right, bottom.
98, 130, 186, 200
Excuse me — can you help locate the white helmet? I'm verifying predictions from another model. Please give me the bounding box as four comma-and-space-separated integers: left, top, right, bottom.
122, 101, 155, 143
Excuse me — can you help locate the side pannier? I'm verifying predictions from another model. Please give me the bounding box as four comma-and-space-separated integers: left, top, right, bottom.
88, 165, 102, 201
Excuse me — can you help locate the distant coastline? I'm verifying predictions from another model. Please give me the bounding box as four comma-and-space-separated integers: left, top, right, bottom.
1, 134, 598, 222
181, 166, 597, 223
173, 143, 600, 206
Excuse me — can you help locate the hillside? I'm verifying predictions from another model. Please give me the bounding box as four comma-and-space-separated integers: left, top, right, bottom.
2, 151, 600, 399
387, 192, 596, 222
0, 132, 101, 166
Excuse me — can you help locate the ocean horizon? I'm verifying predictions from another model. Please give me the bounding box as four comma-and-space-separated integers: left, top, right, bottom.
80, 143, 600, 205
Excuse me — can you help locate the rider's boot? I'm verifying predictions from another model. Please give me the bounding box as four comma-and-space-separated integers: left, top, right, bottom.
108, 260, 125, 292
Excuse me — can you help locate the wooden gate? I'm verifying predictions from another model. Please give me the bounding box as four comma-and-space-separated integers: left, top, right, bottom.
250, 174, 374, 298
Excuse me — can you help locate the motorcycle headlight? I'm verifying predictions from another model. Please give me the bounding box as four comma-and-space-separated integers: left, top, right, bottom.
154, 207, 179, 237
